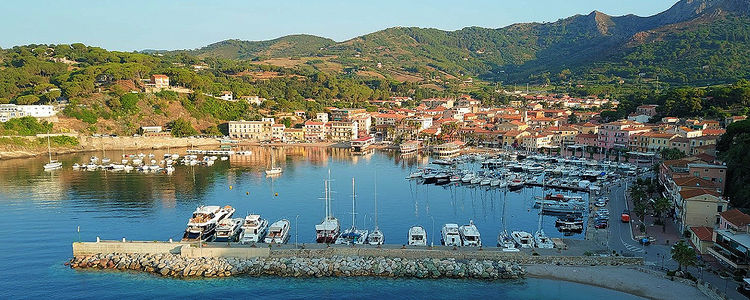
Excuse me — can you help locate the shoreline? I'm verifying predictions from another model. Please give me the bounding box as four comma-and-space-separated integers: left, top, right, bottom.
524, 265, 708, 300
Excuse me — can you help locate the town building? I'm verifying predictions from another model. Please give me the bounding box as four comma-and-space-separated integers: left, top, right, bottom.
329, 121, 358, 141
304, 120, 326, 142
150, 74, 169, 89
228, 119, 274, 140
0, 104, 56, 122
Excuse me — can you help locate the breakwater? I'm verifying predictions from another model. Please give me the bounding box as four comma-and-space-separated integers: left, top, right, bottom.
68, 253, 525, 279
68, 241, 643, 279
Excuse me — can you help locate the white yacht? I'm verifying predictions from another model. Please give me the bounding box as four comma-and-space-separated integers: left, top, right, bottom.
335, 178, 368, 245
264, 219, 290, 244
181, 205, 235, 242
316, 175, 340, 243
239, 214, 269, 244
441, 223, 461, 247
497, 230, 519, 252
459, 220, 482, 247
534, 229, 555, 249
511, 231, 535, 248
408, 226, 427, 246
214, 218, 243, 242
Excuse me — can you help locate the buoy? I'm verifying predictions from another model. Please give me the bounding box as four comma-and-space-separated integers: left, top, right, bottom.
246, 192, 249, 195
229, 185, 233, 190
275, 193, 278, 197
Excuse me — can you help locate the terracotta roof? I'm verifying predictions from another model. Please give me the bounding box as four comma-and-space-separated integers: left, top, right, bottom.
673, 177, 718, 189
679, 188, 721, 200
720, 209, 750, 228
689, 226, 714, 241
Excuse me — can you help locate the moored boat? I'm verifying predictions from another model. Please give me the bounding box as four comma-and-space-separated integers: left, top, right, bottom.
458, 220, 482, 247
214, 218, 243, 242
264, 219, 290, 244
511, 231, 535, 248
408, 226, 427, 246
239, 214, 268, 244
181, 205, 235, 242
441, 223, 461, 247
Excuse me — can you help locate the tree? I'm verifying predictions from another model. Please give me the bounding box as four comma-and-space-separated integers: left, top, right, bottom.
671, 240, 697, 271
567, 113, 579, 124
660, 148, 686, 161
15, 95, 40, 105
718, 120, 750, 208
652, 197, 672, 232
168, 118, 198, 137
282, 117, 292, 128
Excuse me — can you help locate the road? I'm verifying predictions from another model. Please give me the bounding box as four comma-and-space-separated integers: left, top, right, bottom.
602, 172, 745, 300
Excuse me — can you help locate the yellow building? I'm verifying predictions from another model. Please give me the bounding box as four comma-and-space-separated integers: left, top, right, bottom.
677, 189, 728, 233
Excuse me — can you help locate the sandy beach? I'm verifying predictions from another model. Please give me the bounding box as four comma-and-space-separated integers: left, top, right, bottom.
524, 265, 708, 300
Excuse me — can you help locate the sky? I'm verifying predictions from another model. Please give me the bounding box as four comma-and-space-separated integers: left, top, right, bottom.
0, 0, 679, 51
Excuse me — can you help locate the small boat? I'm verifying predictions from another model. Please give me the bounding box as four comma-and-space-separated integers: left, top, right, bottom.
101, 157, 111, 164
511, 231, 535, 248
508, 179, 524, 191
239, 214, 269, 244
265, 149, 283, 175
72, 163, 81, 170
461, 173, 475, 183
498, 230, 520, 252
89, 156, 99, 163
459, 220, 482, 247
220, 156, 228, 161
408, 226, 427, 246
43, 135, 63, 170
368, 178, 384, 246
214, 218, 243, 242
480, 177, 491, 186
534, 229, 554, 249
490, 178, 501, 187
408, 170, 424, 179
264, 219, 290, 244
441, 223, 461, 247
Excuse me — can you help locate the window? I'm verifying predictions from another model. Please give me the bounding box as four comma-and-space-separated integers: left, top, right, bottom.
718, 205, 723, 213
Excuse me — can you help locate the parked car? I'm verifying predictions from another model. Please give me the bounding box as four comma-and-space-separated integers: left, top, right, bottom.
595, 222, 608, 229
595, 201, 607, 207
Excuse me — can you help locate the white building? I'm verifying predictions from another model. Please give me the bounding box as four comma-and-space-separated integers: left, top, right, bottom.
0, 104, 56, 122
219, 91, 233, 101
316, 112, 329, 123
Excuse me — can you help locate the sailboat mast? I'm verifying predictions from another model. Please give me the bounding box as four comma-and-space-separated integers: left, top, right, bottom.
47, 135, 52, 163
374, 175, 378, 228
351, 177, 356, 228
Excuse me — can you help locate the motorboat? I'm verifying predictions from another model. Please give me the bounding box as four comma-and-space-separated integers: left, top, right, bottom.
181, 205, 235, 242
534, 229, 554, 249
316, 176, 340, 243
459, 220, 482, 247
441, 223, 461, 247
408, 170, 424, 179
408, 226, 427, 246
508, 179, 524, 191
497, 230, 519, 252
480, 177, 491, 186
239, 214, 268, 244
490, 178, 501, 187
214, 218, 243, 242
72, 163, 81, 170
264, 219, 290, 244
461, 173, 475, 183
511, 231, 535, 248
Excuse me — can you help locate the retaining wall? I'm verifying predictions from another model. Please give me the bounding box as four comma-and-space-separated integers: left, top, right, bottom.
72, 241, 185, 256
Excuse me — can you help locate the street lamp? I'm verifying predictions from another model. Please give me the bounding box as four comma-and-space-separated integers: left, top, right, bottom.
430, 216, 435, 248
295, 215, 299, 249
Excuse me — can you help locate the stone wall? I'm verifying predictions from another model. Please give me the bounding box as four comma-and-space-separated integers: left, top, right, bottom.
72, 241, 185, 256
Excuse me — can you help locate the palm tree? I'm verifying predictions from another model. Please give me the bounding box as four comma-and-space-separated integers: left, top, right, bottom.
671, 240, 697, 271
652, 197, 672, 232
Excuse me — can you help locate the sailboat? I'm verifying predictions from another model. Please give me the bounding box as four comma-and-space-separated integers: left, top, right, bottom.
100, 142, 110, 164
335, 177, 368, 245
265, 147, 282, 175
535, 172, 555, 249
498, 189, 519, 252
315, 171, 340, 243
367, 175, 384, 245
43, 135, 62, 170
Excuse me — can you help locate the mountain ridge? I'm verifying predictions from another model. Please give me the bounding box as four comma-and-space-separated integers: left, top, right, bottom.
180, 0, 750, 84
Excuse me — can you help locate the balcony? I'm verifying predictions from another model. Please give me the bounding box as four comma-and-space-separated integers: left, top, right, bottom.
709, 240, 750, 270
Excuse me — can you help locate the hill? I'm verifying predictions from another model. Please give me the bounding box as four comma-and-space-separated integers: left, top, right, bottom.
185, 0, 750, 85
186, 35, 335, 59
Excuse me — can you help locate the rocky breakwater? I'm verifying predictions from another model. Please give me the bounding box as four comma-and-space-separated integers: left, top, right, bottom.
68, 253, 525, 279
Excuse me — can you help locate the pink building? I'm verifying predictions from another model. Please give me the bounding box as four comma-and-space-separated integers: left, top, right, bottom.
597, 120, 649, 150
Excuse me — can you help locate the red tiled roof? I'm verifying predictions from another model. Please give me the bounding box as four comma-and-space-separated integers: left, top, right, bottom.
720, 209, 750, 228
689, 226, 713, 241
679, 188, 721, 200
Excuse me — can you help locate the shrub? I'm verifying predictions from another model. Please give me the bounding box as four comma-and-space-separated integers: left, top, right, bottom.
2, 116, 53, 135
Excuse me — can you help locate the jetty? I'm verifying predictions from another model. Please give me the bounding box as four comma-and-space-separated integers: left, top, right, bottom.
69, 240, 642, 279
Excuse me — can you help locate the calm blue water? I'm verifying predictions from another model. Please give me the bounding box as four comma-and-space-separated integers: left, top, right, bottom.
0, 147, 636, 299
